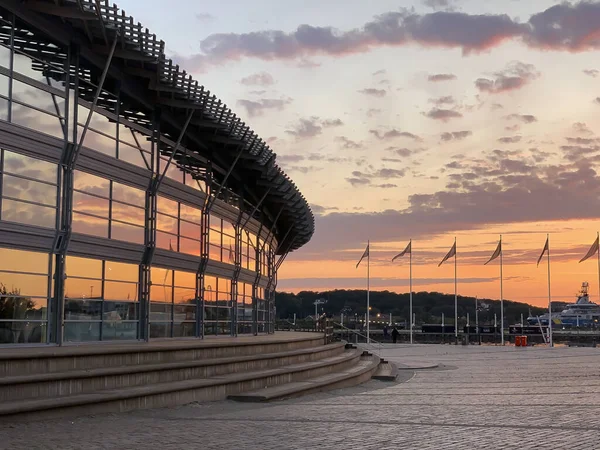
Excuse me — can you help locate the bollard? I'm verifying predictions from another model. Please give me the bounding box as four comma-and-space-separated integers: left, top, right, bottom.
522, 335, 527, 347
515, 335, 522, 347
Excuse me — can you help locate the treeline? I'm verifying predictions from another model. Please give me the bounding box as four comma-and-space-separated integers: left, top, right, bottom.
274, 289, 547, 325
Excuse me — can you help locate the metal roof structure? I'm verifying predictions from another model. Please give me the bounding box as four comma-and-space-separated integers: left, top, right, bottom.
6, 0, 314, 254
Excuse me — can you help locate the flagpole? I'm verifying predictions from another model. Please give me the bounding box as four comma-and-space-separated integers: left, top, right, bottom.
454, 236, 458, 340
500, 235, 504, 346
596, 232, 600, 300
367, 240, 370, 344
547, 234, 552, 348
409, 239, 413, 344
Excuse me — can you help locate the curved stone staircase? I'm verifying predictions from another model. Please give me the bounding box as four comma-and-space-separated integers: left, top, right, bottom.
0, 333, 387, 420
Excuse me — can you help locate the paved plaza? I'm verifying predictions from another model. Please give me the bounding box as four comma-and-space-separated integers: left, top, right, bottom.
3, 344, 600, 449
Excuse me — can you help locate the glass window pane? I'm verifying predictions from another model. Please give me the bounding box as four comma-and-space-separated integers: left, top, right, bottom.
118, 143, 148, 168
0, 272, 48, 297
150, 285, 173, 303
3, 151, 57, 183
73, 171, 110, 197
0, 248, 48, 273
103, 300, 139, 321
64, 322, 101, 342
222, 220, 235, 236
66, 256, 102, 279
102, 320, 138, 341
72, 212, 108, 238
179, 237, 200, 257
180, 221, 200, 240
175, 271, 196, 289
65, 299, 102, 320
174, 287, 195, 305
0, 323, 47, 344
65, 278, 102, 300
156, 231, 176, 251
157, 196, 178, 217
112, 183, 145, 208
112, 203, 144, 226
180, 204, 201, 223
72, 191, 109, 217
149, 322, 171, 338
111, 221, 144, 245
0, 295, 47, 320
156, 213, 178, 234
2, 174, 56, 206
12, 79, 65, 116
104, 280, 138, 302
210, 215, 221, 231
209, 244, 221, 261
12, 103, 64, 139
105, 261, 138, 282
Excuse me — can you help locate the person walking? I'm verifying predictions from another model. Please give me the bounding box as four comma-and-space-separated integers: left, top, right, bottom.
391, 326, 399, 344
383, 325, 389, 341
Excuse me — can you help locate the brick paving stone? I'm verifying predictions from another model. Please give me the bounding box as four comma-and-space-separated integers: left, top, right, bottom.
2, 344, 600, 449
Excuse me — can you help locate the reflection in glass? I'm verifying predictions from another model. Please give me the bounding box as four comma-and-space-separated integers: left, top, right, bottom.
0, 247, 49, 273
66, 256, 102, 279
111, 221, 144, 245
73, 191, 109, 217
72, 212, 109, 238
73, 171, 110, 196
11, 79, 65, 116
64, 322, 101, 342
0, 322, 46, 344
12, 103, 64, 139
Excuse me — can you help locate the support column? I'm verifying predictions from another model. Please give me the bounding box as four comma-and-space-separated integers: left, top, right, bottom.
196, 168, 212, 339
251, 222, 264, 336
139, 110, 161, 341
231, 196, 245, 337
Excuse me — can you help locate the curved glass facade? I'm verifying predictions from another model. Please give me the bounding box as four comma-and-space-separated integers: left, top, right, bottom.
0, 9, 282, 344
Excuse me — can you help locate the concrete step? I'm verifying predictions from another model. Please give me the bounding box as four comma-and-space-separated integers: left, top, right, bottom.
228, 354, 380, 402
0, 348, 363, 420
0, 333, 326, 377
0, 342, 346, 402
372, 361, 399, 381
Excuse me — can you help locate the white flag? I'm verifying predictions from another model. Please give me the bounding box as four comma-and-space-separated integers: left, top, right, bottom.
579, 235, 599, 263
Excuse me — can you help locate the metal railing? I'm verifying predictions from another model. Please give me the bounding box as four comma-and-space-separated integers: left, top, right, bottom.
332, 322, 383, 357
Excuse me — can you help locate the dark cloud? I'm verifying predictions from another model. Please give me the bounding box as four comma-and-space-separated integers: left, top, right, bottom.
424, 108, 462, 121
295, 158, 600, 260
430, 95, 455, 106
322, 118, 344, 127
475, 61, 539, 94
428, 73, 456, 82
386, 147, 414, 157
422, 0, 457, 11
240, 71, 275, 86
196, 13, 215, 22
376, 183, 397, 189
346, 177, 371, 187
382, 157, 404, 163
285, 117, 343, 139
565, 137, 600, 145
594, 97, 600, 105
370, 129, 422, 141
285, 118, 322, 139
505, 124, 520, 132
491, 103, 504, 110
506, 113, 537, 124
336, 136, 362, 149
560, 144, 600, 162
277, 154, 305, 164
310, 204, 339, 216
583, 69, 599, 78
249, 90, 267, 95
366, 108, 382, 117
358, 88, 387, 97
285, 165, 323, 174
237, 97, 292, 117
497, 135, 522, 144
372, 69, 386, 76
440, 130, 472, 141
573, 122, 593, 135
183, 3, 600, 70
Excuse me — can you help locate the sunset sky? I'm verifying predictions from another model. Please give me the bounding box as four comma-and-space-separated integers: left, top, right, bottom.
118, 0, 600, 306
